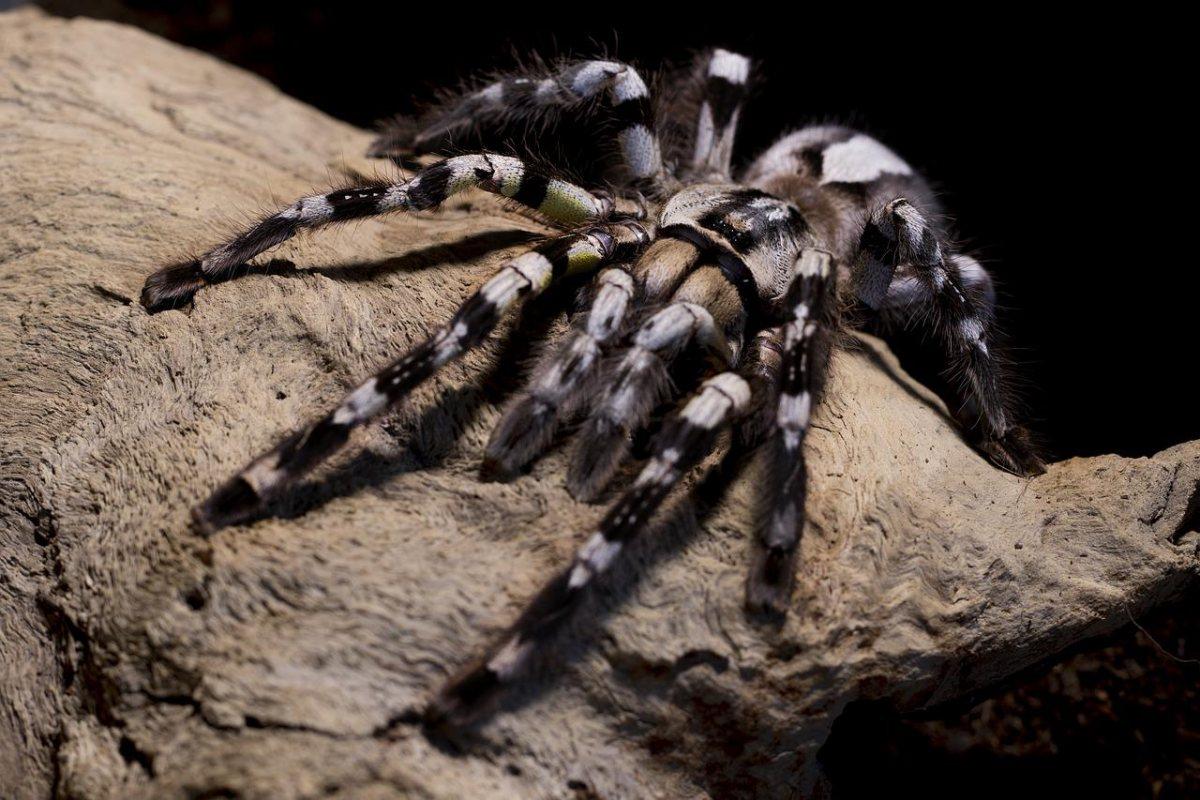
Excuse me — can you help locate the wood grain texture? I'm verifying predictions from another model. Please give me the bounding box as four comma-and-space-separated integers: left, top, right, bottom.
1, 9, 1197, 798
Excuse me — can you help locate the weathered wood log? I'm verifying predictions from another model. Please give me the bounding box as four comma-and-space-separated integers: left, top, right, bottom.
1, 8, 1197, 798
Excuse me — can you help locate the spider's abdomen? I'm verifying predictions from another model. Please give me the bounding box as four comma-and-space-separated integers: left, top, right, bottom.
744, 125, 940, 258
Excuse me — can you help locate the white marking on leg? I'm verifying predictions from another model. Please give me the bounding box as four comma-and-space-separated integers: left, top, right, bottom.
332, 378, 387, 425
605, 349, 656, 421
431, 320, 472, 366
493, 159, 526, 197
692, 103, 716, 167
571, 61, 621, 96
298, 195, 334, 223
679, 372, 750, 430
511, 251, 554, 292
634, 302, 707, 352
535, 334, 600, 403
794, 249, 832, 278
705, 372, 751, 409
587, 269, 634, 341
708, 49, 750, 83
567, 563, 592, 589
618, 125, 662, 179
487, 636, 534, 678
478, 82, 504, 103
778, 391, 812, 432
383, 184, 409, 209
633, 451, 681, 487
611, 68, 649, 102
571, 532, 622, 586
444, 154, 502, 194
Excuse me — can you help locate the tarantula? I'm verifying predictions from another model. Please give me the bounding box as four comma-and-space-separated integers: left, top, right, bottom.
142, 49, 1045, 727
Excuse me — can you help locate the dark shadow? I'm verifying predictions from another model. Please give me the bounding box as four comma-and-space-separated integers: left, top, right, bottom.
305, 229, 541, 283
249, 274, 577, 524
194, 228, 541, 295
205, 256, 302, 290
819, 700, 1141, 800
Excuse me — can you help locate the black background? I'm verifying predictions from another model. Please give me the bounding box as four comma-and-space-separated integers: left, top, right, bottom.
41, 0, 1196, 459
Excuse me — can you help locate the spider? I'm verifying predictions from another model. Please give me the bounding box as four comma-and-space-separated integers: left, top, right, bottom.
142, 48, 1045, 729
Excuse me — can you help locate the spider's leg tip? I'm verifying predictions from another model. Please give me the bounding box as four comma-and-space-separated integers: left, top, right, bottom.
980, 427, 1047, 477
743, 587, 792, 621
482, 398, 561, 483
566, 418, 628, 502
141, 260, 205, 313
364, 140, 398, 160
1019, 456, 1048, 478
420, 698, 460, 734
189, 505, 218, 537
424, 666, 504, 734
478, 454, 519, 484
193, 476, 265, 533
365, 116, 421, 160
565, 477, 602, 504
745, 546, 799, 620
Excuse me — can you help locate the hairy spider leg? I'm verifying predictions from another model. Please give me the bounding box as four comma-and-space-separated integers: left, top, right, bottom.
883, 253, 996, 321
858, 198, 1044, 476
427, 371, 752, 728
746, 248, 837, 614
481, 237, 704, 481
688, 48, 752, 181
370, 59, 667, 190
141, 154, 615, 311
566, 262, 746, 501
479, 264, 636, 481
193, 223, 648, 532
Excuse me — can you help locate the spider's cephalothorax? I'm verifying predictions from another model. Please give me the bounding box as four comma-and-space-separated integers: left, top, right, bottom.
142, 49, 1044, 728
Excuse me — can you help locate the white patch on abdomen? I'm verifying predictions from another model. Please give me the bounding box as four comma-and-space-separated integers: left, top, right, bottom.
820, 135, 912, 185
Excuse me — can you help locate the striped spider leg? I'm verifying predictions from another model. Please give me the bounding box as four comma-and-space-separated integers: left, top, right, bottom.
882, 253, 997, 321
426, 182, 818, 724
683, 48, 753, 183
565, 186, 796, 501
479, 260, 639, 482
746, 248, 838, 614
141, 153, 624, 312
857, 198, 1044, 476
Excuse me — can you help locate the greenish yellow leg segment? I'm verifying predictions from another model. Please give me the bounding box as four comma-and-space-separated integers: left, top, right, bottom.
422, 154, 611, 227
